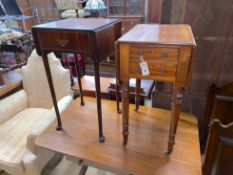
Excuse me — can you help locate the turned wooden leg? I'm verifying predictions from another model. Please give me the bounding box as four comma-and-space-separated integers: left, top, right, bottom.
74, 54, 84, 106
116, 81, 121, 113
134, 79, 141, 112
166, 87, 184, 155
122, 81, 129, 145
115, 47, 121, 113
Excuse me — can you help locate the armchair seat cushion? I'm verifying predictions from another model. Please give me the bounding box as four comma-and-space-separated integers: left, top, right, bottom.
0, 108, 50, 173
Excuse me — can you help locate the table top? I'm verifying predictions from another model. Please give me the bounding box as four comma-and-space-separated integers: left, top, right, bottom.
32, 18, 121, 32
36, 97, 201, 175
118, 24, 196, 46
0, 71, 22, 98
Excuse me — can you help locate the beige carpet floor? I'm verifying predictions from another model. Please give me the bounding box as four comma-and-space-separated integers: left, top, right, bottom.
49, 156, 115, 175
0, 154, 116, 175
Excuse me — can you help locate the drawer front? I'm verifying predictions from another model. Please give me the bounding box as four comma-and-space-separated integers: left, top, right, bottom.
129, 62, 177, 77
129, 46, 179, 63
122, 19, 141, 28
128, 46, 179, 79
39, 30, 92, 52
122, 19, 141, 34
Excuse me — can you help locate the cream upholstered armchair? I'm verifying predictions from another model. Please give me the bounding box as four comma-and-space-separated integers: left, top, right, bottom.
0, 50, 73, 175
55, 0, 86, 18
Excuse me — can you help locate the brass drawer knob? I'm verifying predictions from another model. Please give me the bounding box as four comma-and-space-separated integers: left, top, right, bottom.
139, 51, 144, 56
57, 39, 69, 47
160, 67, 167, 73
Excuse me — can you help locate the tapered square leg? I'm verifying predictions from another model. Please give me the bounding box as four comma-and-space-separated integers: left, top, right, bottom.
94, 61, 105, 143
42, 52, 62, 130
74, 54, 85, 106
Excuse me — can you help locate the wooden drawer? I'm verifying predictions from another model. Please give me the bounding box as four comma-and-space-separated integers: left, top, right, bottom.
106, 16, 142, 34
122, 18, 141, 34
129, 46, 179, 63
122, 19, 141, 28
39, 30, 92, 52
129, 62, 177, 77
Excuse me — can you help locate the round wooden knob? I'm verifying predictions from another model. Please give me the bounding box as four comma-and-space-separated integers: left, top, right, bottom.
139, 51, 144, 56
160, 67, 167, 73
139, 51, 144, 61
162, 52, 168, 58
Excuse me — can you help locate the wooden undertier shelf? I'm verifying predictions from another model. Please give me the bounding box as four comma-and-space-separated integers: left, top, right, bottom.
36, 97, 201, 175
72, 75, 154, 99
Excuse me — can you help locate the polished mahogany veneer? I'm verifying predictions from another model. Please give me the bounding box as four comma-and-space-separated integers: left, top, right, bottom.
32, 18, 122, 142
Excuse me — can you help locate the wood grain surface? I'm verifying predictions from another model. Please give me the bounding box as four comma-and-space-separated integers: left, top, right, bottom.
118, 24, 196, 46
36, 97, 201, 175
0, 71, 22, 98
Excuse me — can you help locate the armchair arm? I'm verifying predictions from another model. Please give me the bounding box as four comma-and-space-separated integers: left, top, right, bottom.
23, 148, 55, 175
0, 90, 28, 125
22, 151, 40, 175
26, 94, 73, 152
52, 94, 73, 114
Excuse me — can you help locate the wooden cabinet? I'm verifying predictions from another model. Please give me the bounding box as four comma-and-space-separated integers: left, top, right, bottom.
106, 0, 144, 34
107, 15, 142, 34
147, 0, 162, 23
107, 0, 144, 16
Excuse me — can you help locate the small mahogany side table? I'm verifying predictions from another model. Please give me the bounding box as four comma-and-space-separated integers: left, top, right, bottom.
32, 18, 121, 142
115, 24, 196, 154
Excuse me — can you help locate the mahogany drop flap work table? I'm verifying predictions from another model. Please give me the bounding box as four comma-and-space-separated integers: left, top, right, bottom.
116, 24, 196, 154
32, 18, 121, 142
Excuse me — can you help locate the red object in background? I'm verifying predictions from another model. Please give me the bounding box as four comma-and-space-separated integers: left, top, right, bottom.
61, 54, 85, 77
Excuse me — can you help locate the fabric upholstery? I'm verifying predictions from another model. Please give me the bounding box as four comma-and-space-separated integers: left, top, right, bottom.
22, 50, 72, 109
0, 49, 73, 175
22, 151, 40, 175
26, 95, 73, 152
61, 9, 77, 18
55, 0, 78, 10
0, 90, 27, 125
0, 108, 50, 174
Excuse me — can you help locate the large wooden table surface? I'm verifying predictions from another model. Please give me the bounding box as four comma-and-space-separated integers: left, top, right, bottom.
0, 71, 22, 98
36, 97, 201, 175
